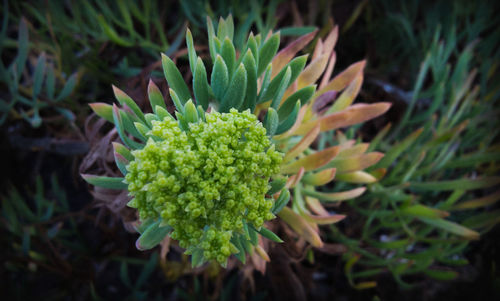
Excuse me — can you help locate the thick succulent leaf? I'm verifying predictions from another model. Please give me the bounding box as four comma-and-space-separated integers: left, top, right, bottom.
284, 124, 320, 162
267, 178, 287, 195
302, 187, 366, 202
273, 105, 308, 140
452, 190, 500, 210
206, 17, 217, 61
375, 128, 423, 169
112, 105, 144, 149
246, 32, 259, 63
257, 64, 272, 102
302, 168, 337, 186
192, 58, 211, 110
297, 54, 329, 89
278, 85, 316, 120
112, 142, 134, 161
33, 53, 46, 98
302, 212, 345, 225
271, 29, 317, 78
113, 151, 129, 175
418, 217, 480, 240
259, 55, 307, 103
278, 207, 323, 247
257, 32, 280, 76
319, 52, 337, 89
264, 107, 279, 137
183, 99, 199, 123
281, 146, 340, 174
325, 152, 384, 173
220, 64, 247, 112
56, 73, 78, 101
253, 226, 283, 243
270, 67, 291, 109
113, 85, 146, 123
315, 60, 366, 98
211, 55, 229, 101
161, 53, 192, 104
400, 205, 449, 219
327, 71, 364, 113
295, 103, 392, 135
410, 177, 500, 191
133, 122, 149, 140
275, 100, 300, 135
169, 88, 185, 114
81, 175, 127, 190
241, 50, 258, 111
220, 37, 236, 77
335, 171, 377, 183
136, 220, 172, 250
272, 188, 291, 214
185, 29, 197, 74
147, 80, 167, 114
89, 103, 114, 123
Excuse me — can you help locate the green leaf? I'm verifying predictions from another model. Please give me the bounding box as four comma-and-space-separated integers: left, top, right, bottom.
255, 226, 283, 243
220, 37, 236, 77
211, 55, 229, 102
248, 223, 259, 245
231, 236, 246, 263
89, 103, 114, 123
257, 32, 280, 76
275, 100, 300, 135
216, 17, 228, 40
410, 177, 500, 191
206, 17, 217, 61
114, 149, 129, 175
136, 220, 171, 250
32, 53, 46, 98
264, 107, 279, 137
112, 142, 134, 161
147, 80, 167, 114
155, 106, 173, 121
193, 57, 210, 110
241, 50, 257, 111
97, 15, 133, 47
279, 26, 318, 36
112, 104, 144, 148
259, 55, 308, 104
191, 248, 205, 267
183, 99, 198, 123
220, 64, 247, 112
257, 64, 272, 103
270, 66, 291, 109
134, 122, 149, 140
112, 85, 146, 123
56, 73, 78, 101
161, 53, 192, 104
278, 85, 315, 119
272, 188, 291, 214
418, 217, 479, 240
185, 29, 197, 74
246, 32, 259, 64
81, 175, 127, 189
169, 88, 184, 114
267, 178, 287, 195
45, 65, 55, 100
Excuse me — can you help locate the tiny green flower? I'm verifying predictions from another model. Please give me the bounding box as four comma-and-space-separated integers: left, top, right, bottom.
125, 109, 282, 264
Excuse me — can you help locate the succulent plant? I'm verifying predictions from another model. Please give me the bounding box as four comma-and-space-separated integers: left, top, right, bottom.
83, 16, 390, 267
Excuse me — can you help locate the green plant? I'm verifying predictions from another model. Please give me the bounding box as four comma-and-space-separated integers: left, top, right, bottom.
83, 15, 390, 268
332, 24, 500, 289
0, 16, 78, 127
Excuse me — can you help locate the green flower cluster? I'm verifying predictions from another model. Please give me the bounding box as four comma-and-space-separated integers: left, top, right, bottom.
125, 109, 282, 263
